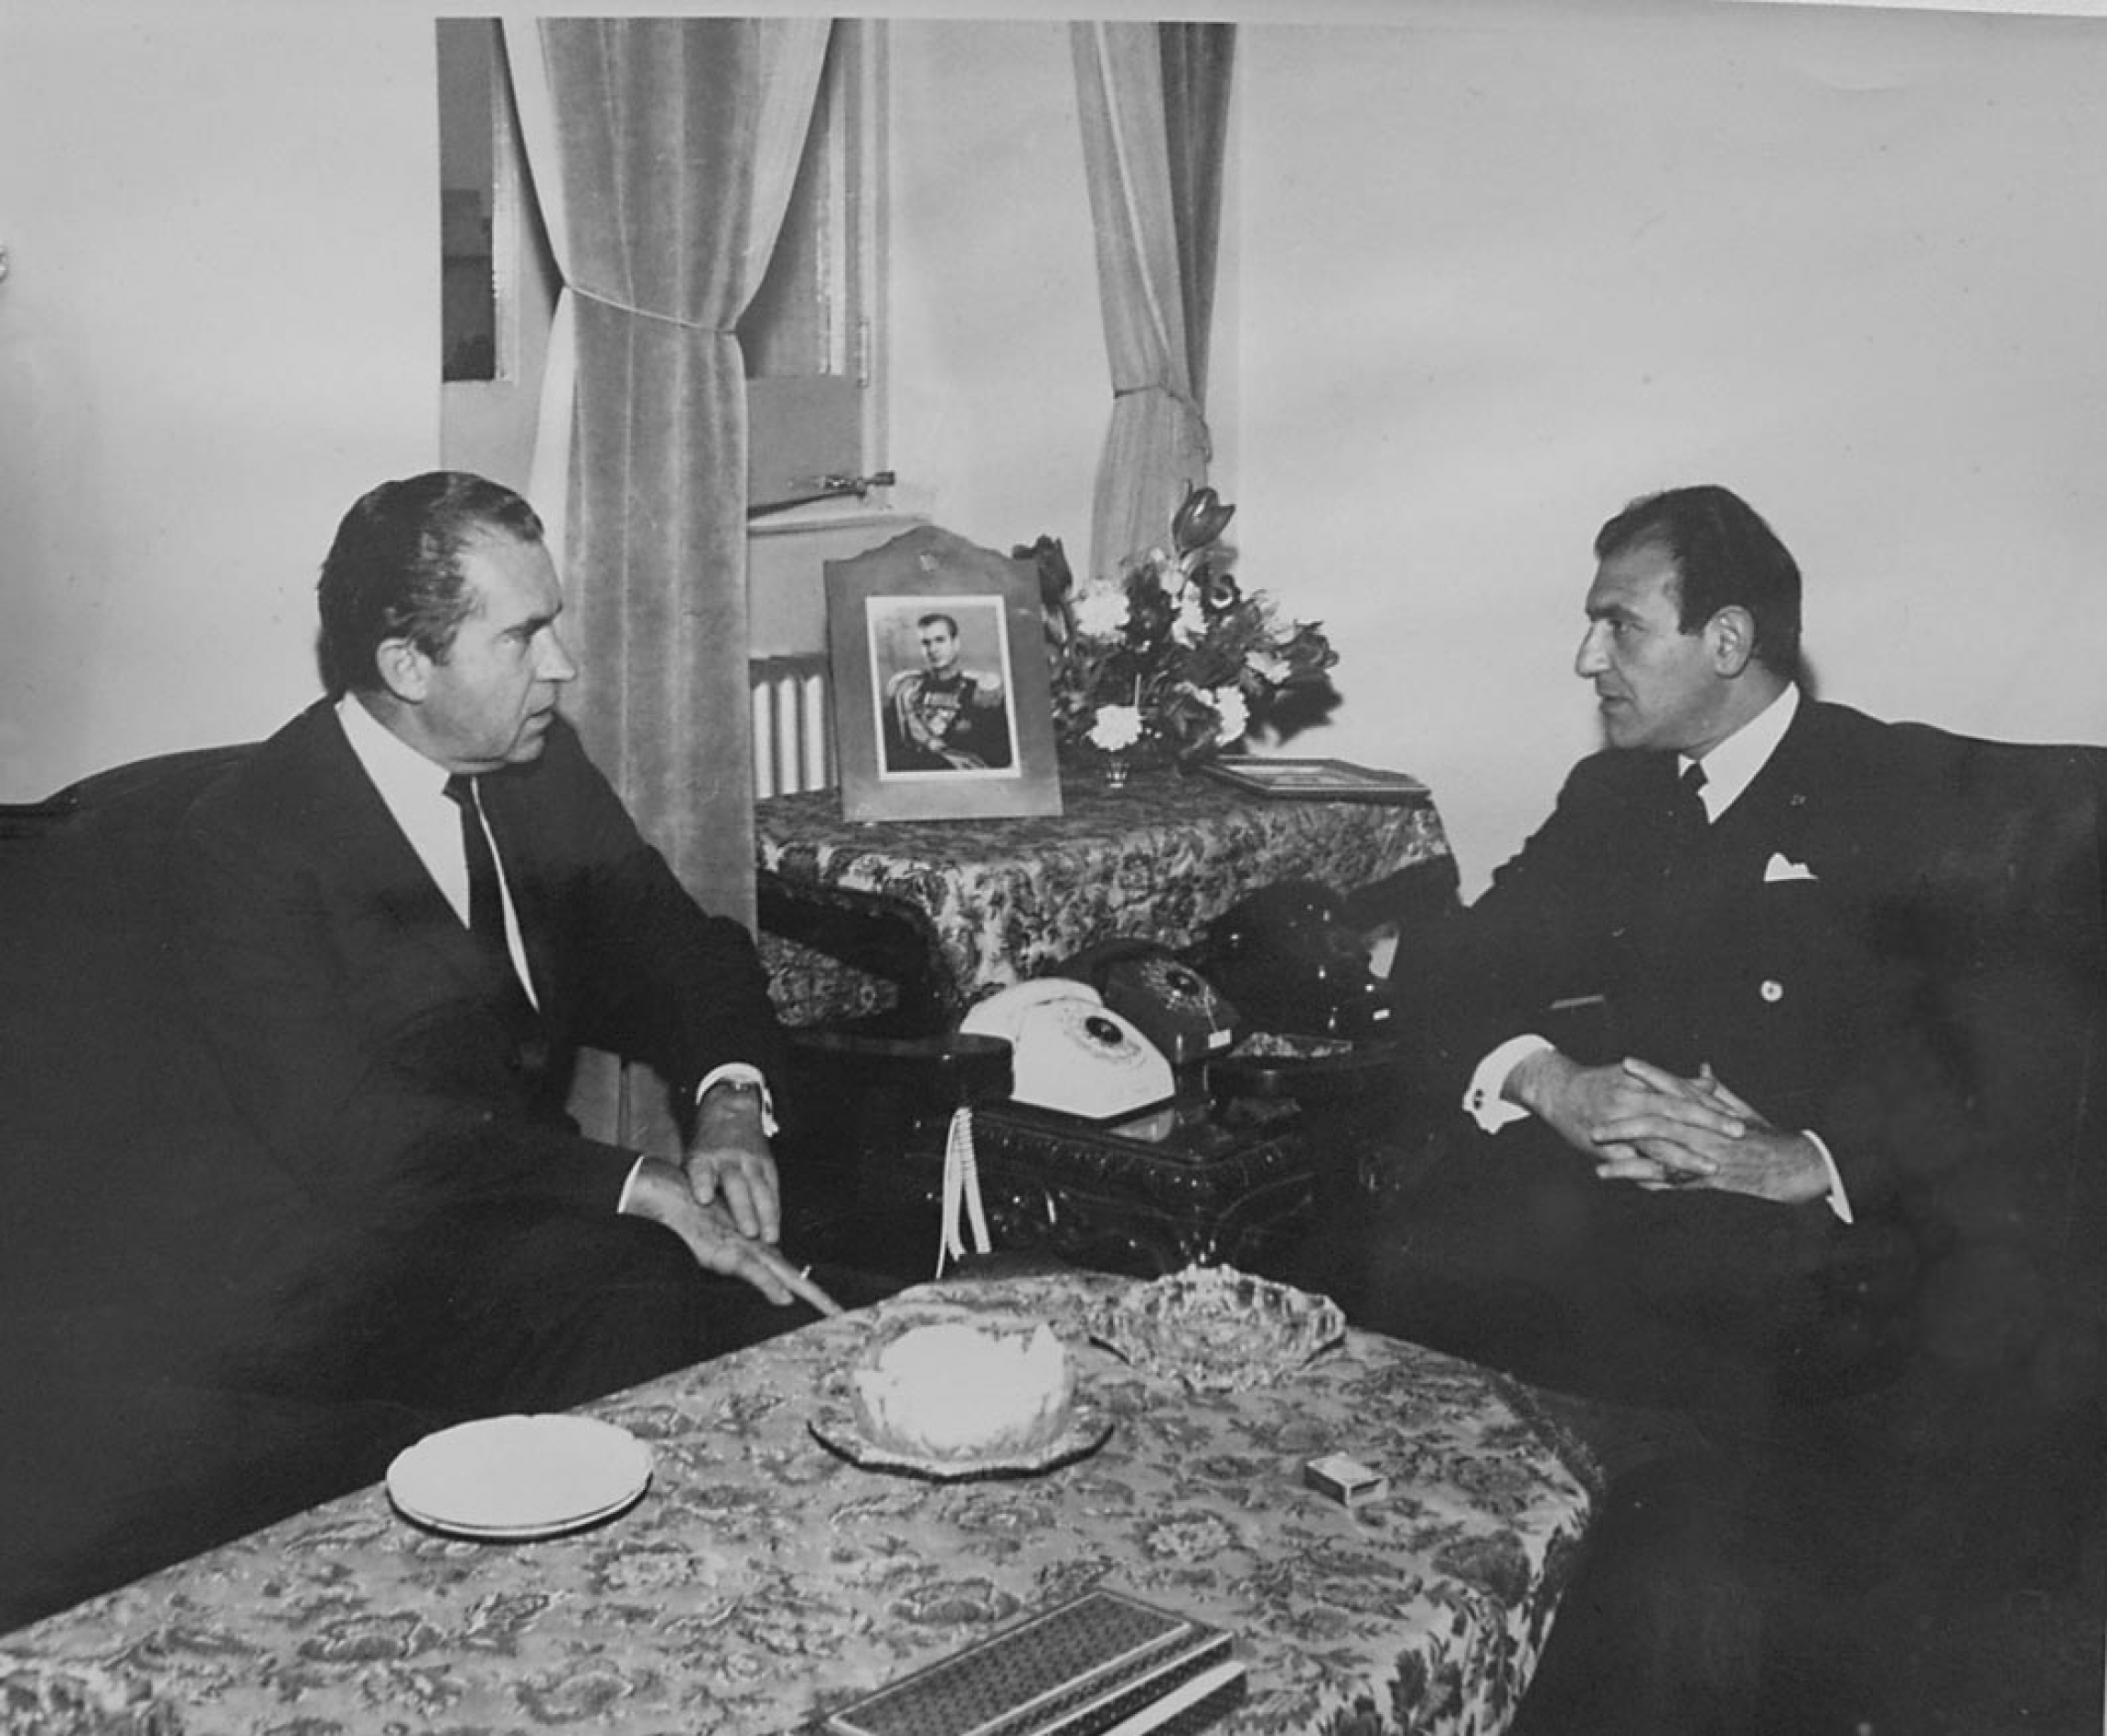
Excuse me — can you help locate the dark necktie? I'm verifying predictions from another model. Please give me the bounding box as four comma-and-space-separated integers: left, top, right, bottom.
442, 774, 529, 1003
1672, 759, 1710, 852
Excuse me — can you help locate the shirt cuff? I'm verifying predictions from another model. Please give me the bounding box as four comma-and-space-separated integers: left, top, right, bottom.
695, 1063, 778, 1137
1802, 1128, 1854, 1224
1465, 1034, 1553, 1132
615, 1066, 777, 1216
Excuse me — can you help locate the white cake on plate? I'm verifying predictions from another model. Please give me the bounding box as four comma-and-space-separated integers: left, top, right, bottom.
850, 1318, 1075, 1460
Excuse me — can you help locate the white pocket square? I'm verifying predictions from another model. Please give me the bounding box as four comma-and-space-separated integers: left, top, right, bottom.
1764, 852, 1817, 883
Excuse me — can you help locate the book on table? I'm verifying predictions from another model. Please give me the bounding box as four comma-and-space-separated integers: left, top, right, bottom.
820, 1588, 1245, 1736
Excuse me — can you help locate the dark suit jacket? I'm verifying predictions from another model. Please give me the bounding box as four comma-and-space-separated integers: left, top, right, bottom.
1422, 698, 1966, 1223
170, 701, 786, 1342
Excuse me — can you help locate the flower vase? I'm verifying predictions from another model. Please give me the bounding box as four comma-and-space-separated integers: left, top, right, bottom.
1058, 740, 1147, 791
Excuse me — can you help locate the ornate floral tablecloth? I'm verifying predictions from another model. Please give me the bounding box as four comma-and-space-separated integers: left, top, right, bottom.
756, 768, 1450, 1025
1, 1271, 1598, 1736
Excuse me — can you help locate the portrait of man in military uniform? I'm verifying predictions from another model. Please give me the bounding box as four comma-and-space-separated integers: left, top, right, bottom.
878, 606, 1015, 774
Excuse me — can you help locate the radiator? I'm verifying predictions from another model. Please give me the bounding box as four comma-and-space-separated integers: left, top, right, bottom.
750, 655, 835, 798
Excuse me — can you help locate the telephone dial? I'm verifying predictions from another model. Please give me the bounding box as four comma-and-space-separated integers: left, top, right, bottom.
1055, 938, 1245, 1067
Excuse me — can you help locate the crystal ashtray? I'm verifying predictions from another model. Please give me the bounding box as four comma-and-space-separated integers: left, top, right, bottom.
1088, 1264, 1346, 1392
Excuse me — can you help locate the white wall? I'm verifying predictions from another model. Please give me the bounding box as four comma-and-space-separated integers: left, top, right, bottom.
1233, 0, 2107, 890
0, 4, 441, 796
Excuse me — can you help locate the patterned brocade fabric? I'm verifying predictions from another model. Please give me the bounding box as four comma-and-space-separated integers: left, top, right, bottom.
756, 768, 1451, 1023
4, 1272, 1598, 1736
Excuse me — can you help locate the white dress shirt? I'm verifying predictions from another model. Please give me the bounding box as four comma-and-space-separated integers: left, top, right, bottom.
336, 693, 540, 1005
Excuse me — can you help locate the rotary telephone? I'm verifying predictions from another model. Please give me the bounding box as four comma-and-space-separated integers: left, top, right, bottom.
957, 976, 1178, 1122
1189, 880, 1399, 1045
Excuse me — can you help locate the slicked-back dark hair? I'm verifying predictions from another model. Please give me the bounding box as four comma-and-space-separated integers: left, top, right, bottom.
315, 471, 545, 698
1594, 484, 1802, 679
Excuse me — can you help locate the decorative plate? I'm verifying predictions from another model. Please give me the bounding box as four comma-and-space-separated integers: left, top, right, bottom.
1089, 1264, 1346, 1392
808, 1388, 1114, 1483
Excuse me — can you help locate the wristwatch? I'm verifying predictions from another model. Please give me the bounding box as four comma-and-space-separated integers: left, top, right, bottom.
695, 1069, 777, 1136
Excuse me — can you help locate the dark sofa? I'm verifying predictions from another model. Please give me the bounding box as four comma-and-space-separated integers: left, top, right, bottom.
1888, 725, 2107, 1411
0, 745, 424, 1634
1767, 721, 2107, 1710
1824, 724, 2107, 1594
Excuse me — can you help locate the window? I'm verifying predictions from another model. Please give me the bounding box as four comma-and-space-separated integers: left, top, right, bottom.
437, 18, 529, 385
437, 18, 885, 513
743, 20, 888, 518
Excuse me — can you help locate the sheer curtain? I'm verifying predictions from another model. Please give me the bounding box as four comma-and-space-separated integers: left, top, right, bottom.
505, 16, 828, 929
1071, 22, 1235, 585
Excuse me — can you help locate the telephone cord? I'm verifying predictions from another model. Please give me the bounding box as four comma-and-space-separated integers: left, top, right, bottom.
936, 1105, 993, 1279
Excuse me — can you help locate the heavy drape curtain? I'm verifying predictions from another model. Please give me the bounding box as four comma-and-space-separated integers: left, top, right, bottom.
1071, 22, 1235, 586
505, 16, 828, 931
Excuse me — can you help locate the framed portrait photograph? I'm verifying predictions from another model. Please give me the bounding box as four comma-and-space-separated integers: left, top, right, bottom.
825, 524, 1063, 822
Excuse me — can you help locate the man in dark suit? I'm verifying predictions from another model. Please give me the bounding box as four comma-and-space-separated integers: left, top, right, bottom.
1351, 485, 1975, 1733
173, 471, 846, 1431
1368, 483, 1956, 1405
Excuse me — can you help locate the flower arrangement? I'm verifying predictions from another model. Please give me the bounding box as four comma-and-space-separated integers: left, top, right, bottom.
1020, 485, 1339, 770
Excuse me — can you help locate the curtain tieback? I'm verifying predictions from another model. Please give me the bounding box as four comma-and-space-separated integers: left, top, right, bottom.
570, 284, 722, 334
1110, 381, 1213, 455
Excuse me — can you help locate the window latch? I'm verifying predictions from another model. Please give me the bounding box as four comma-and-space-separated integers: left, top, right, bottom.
748, 471, 896, 521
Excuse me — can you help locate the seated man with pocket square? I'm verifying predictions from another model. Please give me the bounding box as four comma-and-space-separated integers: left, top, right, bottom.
172, 472, 867, 1443
1334, 485, 1984, 1733
1364, 483, 1962, 1403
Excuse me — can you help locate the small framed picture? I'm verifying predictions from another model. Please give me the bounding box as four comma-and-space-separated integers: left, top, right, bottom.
1198, 757, 1430, 803
826, 525, 1063, 822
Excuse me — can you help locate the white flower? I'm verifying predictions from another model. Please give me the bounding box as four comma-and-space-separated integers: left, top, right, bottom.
1205, 686, 1250, 745
1245, 648, 1290, 685
1071, 587, 1130, 639
1173, 595, 1207, 646
1088, 704, 1144, 752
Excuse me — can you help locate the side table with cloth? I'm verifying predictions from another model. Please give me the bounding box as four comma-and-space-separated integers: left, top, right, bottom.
2, 1270, 1599, 1736
755, 766, 1453, 1030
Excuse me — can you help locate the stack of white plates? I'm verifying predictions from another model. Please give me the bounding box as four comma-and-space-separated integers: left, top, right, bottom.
386, 1413, 653, 1539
